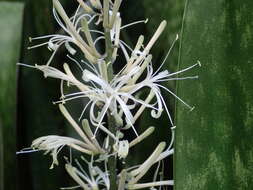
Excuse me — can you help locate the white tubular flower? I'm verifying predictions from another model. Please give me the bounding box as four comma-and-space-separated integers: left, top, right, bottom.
127, 180, 174, 190
65, 158, 110, 190
28, 0, 102, 66
122, 61, 200, 127
110, 16, 149, 63
121, 142, 174, 190
34, 64, 75, 81
31, 135, 93, 169
31, 56, 199, 140
17, 0, 203, 189
81, 67, 141, 136
122, 21, 167, 74
128, 142, 166, 185
113, 140, 129, 159
21, 36, 199, 142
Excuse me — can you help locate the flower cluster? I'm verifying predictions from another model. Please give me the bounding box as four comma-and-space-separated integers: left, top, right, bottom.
18, 0, 200, 189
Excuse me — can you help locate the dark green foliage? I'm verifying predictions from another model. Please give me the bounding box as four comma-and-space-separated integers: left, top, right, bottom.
142, 0, 185, 71
0, 2, 24, 190
175, 0, 253, 189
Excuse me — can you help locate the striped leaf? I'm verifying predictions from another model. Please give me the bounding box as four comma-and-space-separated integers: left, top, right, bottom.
175, 0, 253, 189
0, 2, 24, 190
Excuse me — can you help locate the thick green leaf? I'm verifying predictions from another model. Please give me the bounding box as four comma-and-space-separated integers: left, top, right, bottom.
0, 121, 3, 190
175, 0, 253, 189
0, 2, 24, 190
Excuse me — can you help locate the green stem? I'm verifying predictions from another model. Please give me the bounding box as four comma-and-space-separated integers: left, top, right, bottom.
104, 29, 114, 81
107, 114, 118, 190
0, 121, 3, 190
104, 25, 117, 190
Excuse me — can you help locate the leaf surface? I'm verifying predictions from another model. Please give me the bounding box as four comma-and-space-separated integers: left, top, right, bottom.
175, 0, 253, 189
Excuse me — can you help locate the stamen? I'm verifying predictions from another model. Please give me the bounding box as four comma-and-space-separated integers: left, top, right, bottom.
16, 148, 39, 155
94, 36, 105, 46
153, 34, 179, 76
89, 29, 104, 35
79, 100, 92, 121
152, 161, 161, 185
60, 185, 81, 190
166, 62, 201, 77
156, 127, 176, 162
156, 90, 174, 126
156, 75, 199, 82
67, 55, 83, 71
81, 60, 100, 76
72, 4, 81, 24
119, 42, 130, 61
75, 159, 89, 177
65, 164, 90, 189
157, 84, 194, 110
17, 63, 36, 69
120, 19, 148, 30
119, 39, 133, 52
53, 95, 90, 105
92, 98, 112, 137
28, 42, 50, 49
132, 90, 155, 123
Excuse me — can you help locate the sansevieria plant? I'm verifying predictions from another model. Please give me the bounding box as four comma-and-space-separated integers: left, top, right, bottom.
17, 0, 199, 189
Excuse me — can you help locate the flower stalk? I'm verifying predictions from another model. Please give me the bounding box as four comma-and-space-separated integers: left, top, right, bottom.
17, 0, 199, 189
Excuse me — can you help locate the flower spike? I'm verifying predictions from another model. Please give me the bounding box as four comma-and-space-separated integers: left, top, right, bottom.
17, 0, 200, 189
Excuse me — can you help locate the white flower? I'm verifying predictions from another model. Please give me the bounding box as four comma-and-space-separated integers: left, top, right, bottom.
17, 0, 201, 189
114, 140, 129, 159
64, 157, 110, 190
28, 0, 150, 68
20, 25, 200, 143
28, 48, 199, 140
31, 135, 93, 169
119, 141, 174, 190
121, 61, 200, 127
28, 0, 101, 65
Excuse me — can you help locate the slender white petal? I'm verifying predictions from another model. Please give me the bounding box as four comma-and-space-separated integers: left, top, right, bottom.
31, 135, 92, 169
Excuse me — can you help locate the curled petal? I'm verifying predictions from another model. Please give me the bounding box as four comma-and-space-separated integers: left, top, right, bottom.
31, 135, 92, 169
